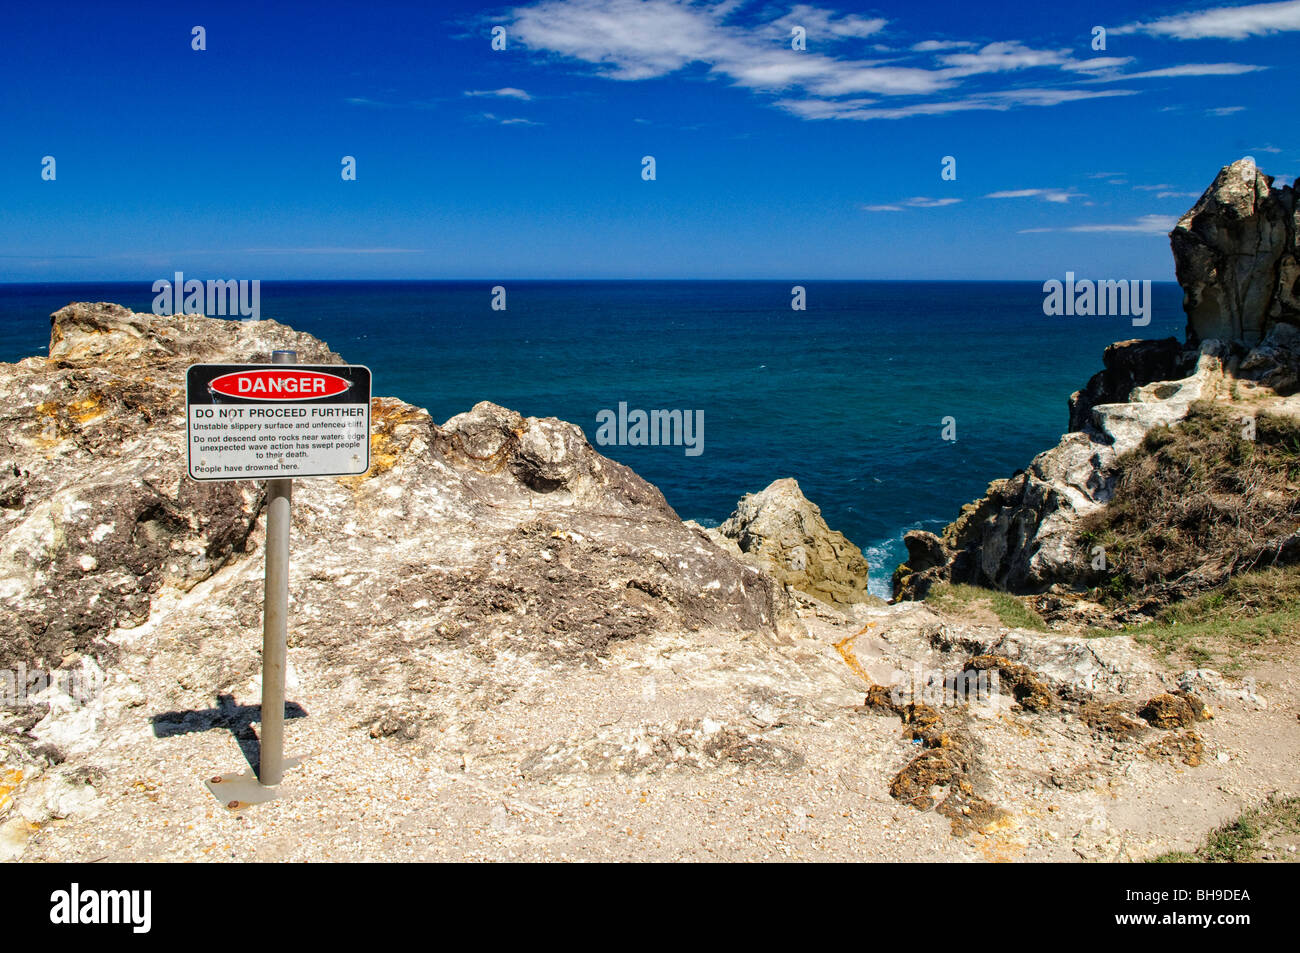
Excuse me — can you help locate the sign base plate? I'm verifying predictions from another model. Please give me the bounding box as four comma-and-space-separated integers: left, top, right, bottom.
204, 757, 303, 811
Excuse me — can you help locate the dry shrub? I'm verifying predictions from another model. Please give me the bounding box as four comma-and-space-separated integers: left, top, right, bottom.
1081, 402, 1300, 604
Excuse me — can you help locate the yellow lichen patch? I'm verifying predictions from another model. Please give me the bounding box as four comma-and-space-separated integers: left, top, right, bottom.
978, 811, 1019, 836
1145, 730, 1205, 767
974, 817, 1027, 862
30, 393, 107, 438
28, 402, 71, 450
339, 397, 427, 487
0, 768, 24, 815
130, 779, 161, 803
833, 623, 876, 684
68, 392, 107, 423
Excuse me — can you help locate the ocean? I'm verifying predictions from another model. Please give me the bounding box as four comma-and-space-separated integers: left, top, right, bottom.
0, 280, 1186, 596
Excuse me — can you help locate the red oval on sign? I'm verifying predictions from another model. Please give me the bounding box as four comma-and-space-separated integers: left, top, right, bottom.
208, 369, 351, 401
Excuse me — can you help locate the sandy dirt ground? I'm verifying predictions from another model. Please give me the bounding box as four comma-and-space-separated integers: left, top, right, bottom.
5, 534, 1297, 863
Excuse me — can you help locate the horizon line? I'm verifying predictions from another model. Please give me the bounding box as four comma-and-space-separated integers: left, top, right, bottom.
0, 277, 1185, 285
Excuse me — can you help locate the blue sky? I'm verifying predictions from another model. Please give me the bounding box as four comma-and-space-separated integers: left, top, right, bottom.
1, 0, 1296, 280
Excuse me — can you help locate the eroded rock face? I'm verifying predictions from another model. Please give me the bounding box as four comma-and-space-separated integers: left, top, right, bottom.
1171, 158, 1299, 346
48, 301, 341, 368
0, 303, 341, 669
1238, 322, 1300, 394
894, 347, 1237, 603
1067, 338, 1192, 433
0, 303, 780, 671
709, 478, 872, 609
895, 160, 1300, 611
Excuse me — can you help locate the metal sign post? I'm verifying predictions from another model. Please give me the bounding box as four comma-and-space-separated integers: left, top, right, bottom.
258, 348, 296, 787
187, 351, 371, 810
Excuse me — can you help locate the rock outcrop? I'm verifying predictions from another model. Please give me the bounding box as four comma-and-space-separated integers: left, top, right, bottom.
1067, 338, 1192, 433
0, 303, 780, 672
703, 478, 873, 609
1, 303, 342, 669
1171, 158, 1298, 347
894, 346, 1240, 603
895, 159, 1300, 613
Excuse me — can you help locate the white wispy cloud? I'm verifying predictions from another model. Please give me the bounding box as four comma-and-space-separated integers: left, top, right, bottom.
504, 0, 1151, 121
1020, 214, 1179, 234
1066, 56, 1136, 72
1070, 215, 1182, 233
1116, 0, 1300, 40
1157, 191, 1204, 199
1207, 105, 1246, 115
465, 87, 533, 100
862, 196, 961, 211
766, 5, 886, 41
775, 87, 1135, 121
934, 41, 1132, 76
478, 112, 543, 125
344, 96, 437, 109
937, 40, 1072, 74
986, 188, 1081, 203
239, 247, 426, 254
1086, 62, 1267, 82
911, 39, 974, 51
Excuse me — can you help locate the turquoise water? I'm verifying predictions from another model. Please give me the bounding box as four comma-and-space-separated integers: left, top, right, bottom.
0, 280, 1186, 595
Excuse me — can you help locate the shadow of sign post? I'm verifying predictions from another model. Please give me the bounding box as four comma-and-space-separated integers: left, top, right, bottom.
152, 695, 308, 777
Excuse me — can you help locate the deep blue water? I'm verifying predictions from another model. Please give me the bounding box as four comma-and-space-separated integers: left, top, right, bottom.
0, 280, 1186, 595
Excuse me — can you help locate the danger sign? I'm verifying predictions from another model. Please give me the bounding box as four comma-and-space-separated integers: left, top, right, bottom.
186, 363, 372, 481
208, 368, 354, 400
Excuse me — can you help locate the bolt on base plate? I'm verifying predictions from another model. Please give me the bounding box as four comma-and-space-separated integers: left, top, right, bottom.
204, 757, 302, 810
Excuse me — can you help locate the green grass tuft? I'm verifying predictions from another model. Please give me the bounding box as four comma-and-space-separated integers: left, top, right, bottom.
1149, 796, 1300, 863
1090, 564, 1300, 669
925, 582, 1047, 631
